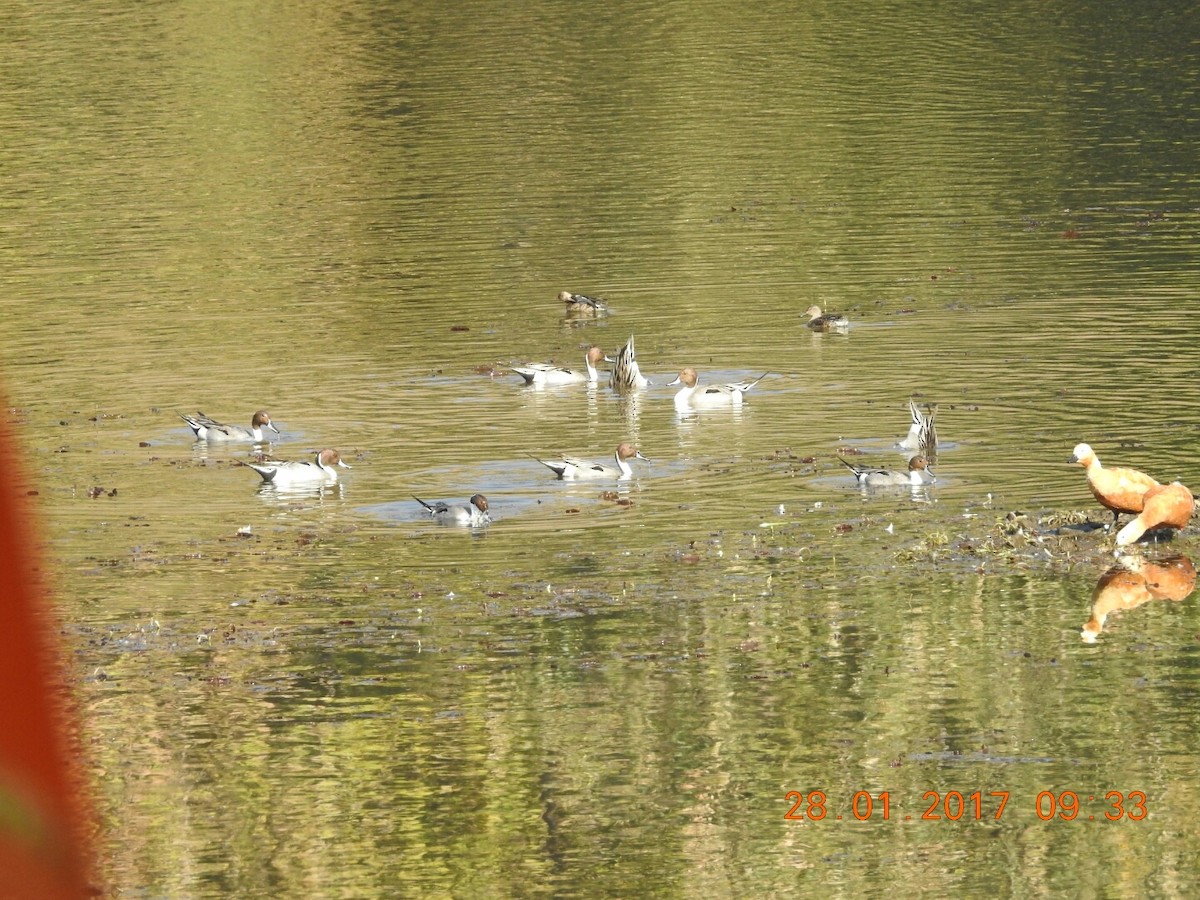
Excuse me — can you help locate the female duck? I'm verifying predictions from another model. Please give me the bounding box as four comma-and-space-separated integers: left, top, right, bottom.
840, 455, 935, 487
668, 367, 767, 410
609, 336, 650, 393
559, 291, 608, 315
804, 306, 849, 332
536, 442, 648, 480
512, 347, 607, 386
181, 409, 279, 442
244, 449, 351, 486
415, 493, 491, 527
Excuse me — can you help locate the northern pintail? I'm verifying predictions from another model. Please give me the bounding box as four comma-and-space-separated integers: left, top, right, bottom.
559, 291, 609, 315
609, 336, 650, 393
1069, 443, 1160, 527
415, 493, 491, 527
840, 455, 935, 486
668, 368, 768, 410
897, 399, 938, 455
536, 442, 648, 480
1115, 482, 1194, 547
181, 410, 279, 442
512, 346, 607, 386
804, 306, 849, 332
243, 449, 351, 486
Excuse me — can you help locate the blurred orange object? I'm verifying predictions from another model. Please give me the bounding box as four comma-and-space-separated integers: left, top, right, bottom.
0, 410, 95, 898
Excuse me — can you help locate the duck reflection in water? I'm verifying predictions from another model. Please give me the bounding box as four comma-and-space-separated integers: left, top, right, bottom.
1081, 555, 1196, 643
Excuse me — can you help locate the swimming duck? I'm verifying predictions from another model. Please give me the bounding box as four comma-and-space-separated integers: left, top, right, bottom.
609, 336, 650, 393
1069, 443, 1160, 526
897, 399, 938, 455
415, 493, 491, 527
804, 306, 849, 332
512, 346, 607, 386
559, 291, 608, 315
839, 455, 935, 486
243, 449, 350, 486
1115, 482, 1194, 547
668, 368, 768, 410
181, 410, 279, 442
535, 442, 648, 480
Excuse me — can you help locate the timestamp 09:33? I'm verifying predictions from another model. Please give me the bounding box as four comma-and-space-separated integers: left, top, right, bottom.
784, 790, 1149, 822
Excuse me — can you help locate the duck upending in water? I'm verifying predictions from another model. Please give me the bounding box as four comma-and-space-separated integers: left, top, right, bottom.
1069, 443, 1160, 527
415, 493, 491, 527
609, 336, 650, 393
804, 305, 849, 332
559, 291, 608, 316
839, 455, 935, 487
535, 442, 649, 480
897, 399, 938, 456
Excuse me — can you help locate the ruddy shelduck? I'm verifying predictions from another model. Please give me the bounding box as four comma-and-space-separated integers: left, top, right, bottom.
1115, 482, 1195, 547
1069, 443, 1160, 526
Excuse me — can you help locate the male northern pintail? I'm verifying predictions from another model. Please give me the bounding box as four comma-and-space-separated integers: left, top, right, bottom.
840, 455, 935, 486
897, 399, 938, 455
181, 410, 279, 442
243, 449, 351, 486
668, 368, 768, 410
559, 291, 609, 315
609, 336, 650, 393
804, 306, 849, 332
512, 346, 607, 386
415, 493, 491, 527
535, 442, 649, 480
1069, 442, 1161, 527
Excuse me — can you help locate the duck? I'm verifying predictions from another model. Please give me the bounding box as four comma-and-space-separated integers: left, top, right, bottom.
896, 399, 938, 455
1083, 555, 1197, 641
839, 455, 935, 487
512, 346, 607, 386
559, 291, 608, 315
535, 442, 648, 480
1115, 482, 1195, 547
804, 305, 849, 332
243, 449, 351, 486
181, 410, 279, 442
1069, 443, 1160, 527
609, 336, 650, 393
668, 368, 768, 410
415, 493, 491, 527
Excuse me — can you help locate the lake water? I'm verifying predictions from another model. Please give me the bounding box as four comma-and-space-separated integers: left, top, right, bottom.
3, 0, 1199, 895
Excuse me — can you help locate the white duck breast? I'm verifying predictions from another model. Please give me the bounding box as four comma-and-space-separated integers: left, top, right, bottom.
536, 442, 648, 480
668, 368, 768, 410
512, 346, 607, 385
839, 455, 935, 487
245, 449, 350, 485
181, 409, 280, 442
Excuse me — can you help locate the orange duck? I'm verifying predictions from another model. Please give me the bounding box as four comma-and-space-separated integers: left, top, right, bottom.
1116, 482, 1195, 547
1069, 443, 1160, 526
1082, 555, 1196, 641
